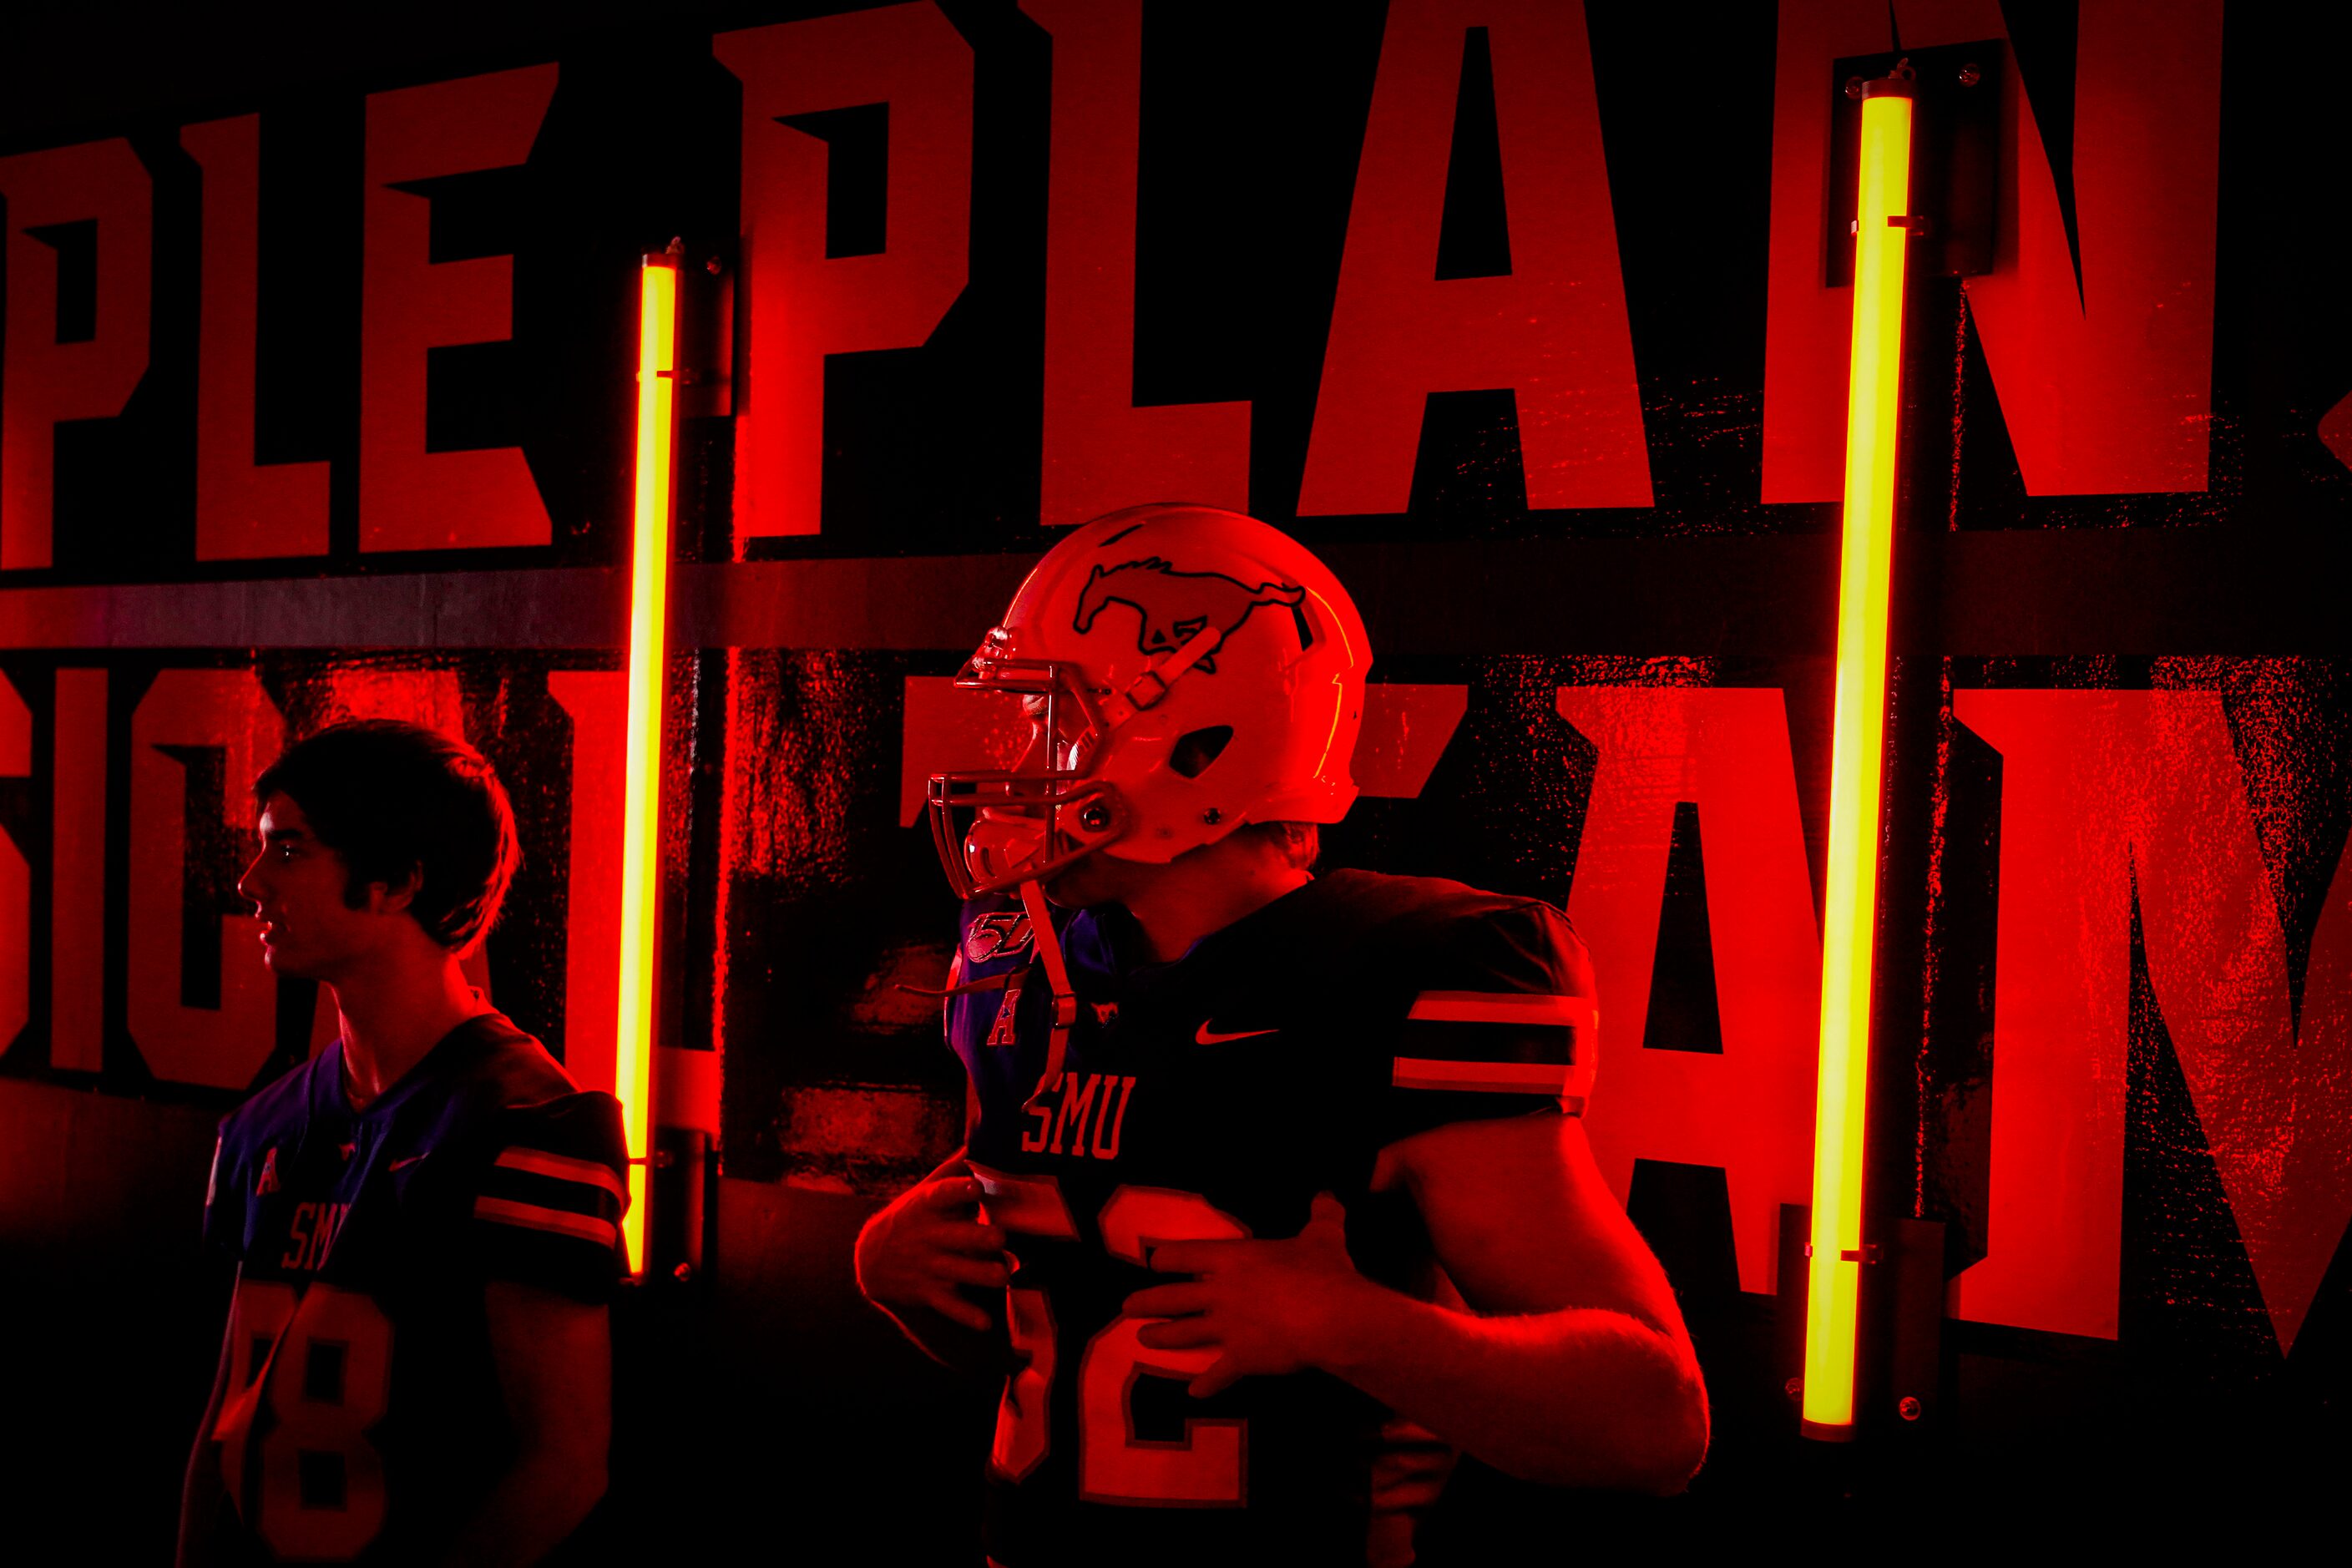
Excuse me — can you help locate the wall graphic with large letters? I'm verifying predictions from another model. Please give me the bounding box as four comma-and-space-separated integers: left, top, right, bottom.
3, 2, 2346, 1514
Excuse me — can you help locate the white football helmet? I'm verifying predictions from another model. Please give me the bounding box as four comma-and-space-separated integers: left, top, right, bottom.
928, 503, 1372, 898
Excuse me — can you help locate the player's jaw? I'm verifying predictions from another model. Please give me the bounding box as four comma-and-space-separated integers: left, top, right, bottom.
969, 793, 1120, 905
249, 872, 392, 982
1038, 841, 1142, 909
246, 897, 362, 981
250, 908, 334, 979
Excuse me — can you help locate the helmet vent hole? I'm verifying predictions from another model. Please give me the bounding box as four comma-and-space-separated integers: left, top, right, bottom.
1169, 726, 1233, 779
1291, 604, 1316, 649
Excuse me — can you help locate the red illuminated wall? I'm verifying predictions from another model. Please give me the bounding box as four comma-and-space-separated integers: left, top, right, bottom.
3, 0, 2346, 1550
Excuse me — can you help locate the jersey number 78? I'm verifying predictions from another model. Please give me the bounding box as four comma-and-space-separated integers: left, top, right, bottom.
217, 1277, 392, 1560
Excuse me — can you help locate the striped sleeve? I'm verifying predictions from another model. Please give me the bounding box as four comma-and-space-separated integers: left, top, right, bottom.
472, 1091, 630, 1302
1378, 900, 1600, 1146
1393, 989, 1598, 1110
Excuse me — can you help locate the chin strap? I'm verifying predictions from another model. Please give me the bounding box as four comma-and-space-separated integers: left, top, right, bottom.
991, 627, 1226, 1110
890, 972, 1017, 999
1018, 878, 1079, 1109
1095, 618, 1226, 731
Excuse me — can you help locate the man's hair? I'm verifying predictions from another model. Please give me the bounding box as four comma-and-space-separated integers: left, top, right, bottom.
1242, 821, 1320, 872
254, 720, 519, 953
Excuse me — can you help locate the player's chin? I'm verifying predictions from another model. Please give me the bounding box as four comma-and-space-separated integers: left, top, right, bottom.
1039, 853, 1115, 908
257, 938, 321, 980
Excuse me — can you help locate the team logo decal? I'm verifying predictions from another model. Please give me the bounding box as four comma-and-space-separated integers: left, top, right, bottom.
255, 1146, 281, 1197
965, 912, 1034, 964
1074, 558, 1307, 674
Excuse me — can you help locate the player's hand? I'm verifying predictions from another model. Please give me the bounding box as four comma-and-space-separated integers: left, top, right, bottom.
853, 1171, 1010, 1334
1371, 1415, 1457, 1514
1367, 1416, 1456, 1568
1123, 1191, 1372, 1399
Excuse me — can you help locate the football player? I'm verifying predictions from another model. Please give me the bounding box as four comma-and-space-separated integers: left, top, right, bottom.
857, 505, 1708, 1566
178, 721, 628, 1566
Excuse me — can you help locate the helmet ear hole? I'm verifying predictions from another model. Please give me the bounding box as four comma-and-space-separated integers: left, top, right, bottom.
1168, 726, 1234, 779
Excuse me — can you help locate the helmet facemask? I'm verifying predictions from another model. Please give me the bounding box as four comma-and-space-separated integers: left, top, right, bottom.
925, 654, 1131, 899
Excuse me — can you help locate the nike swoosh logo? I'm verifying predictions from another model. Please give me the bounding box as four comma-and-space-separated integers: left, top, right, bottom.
1196, 1022, 1279, 1045
389, 1154, 428, 1171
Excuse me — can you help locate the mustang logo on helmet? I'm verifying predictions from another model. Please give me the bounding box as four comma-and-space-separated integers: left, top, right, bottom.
1072, 558, 1307, 675
928, 503, 1367, 904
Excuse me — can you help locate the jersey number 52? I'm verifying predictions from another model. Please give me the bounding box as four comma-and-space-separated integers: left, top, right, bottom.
976, 1169, 1249, 1508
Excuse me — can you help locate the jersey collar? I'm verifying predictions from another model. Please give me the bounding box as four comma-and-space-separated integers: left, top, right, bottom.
322, 1009, 506, 1120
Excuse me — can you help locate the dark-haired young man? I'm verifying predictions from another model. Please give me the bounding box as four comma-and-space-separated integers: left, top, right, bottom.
862, 506, 1707, 1566
178, 720, 627, 1566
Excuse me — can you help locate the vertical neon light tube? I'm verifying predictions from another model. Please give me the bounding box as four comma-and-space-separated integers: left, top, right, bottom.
1802, 82, 1912, 1439
616, 252, 680, 1276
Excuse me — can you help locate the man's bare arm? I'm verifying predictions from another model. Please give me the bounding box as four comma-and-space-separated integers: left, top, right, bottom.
434, 1282, 611, 1567
175, 1294, 238, 1568
1132, 1113, 1708, 1494
1339, 1111, 1706, 1490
